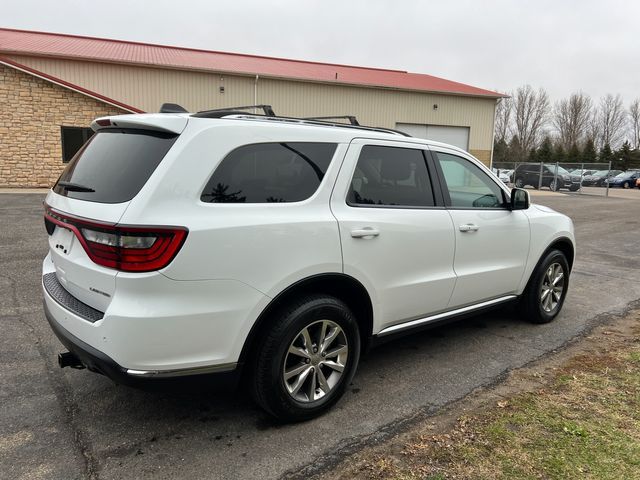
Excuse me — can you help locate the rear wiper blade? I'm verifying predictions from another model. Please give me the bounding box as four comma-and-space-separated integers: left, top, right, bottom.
57, 181, 95, 192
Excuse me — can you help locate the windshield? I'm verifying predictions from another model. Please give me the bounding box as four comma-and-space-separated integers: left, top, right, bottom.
615, 172, 628, 178
54, 129, 178, 203
551, 166, 571, 175
593, 170, 608, 177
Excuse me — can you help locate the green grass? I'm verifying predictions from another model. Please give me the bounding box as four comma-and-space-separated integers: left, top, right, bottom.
354, 336, 640, 480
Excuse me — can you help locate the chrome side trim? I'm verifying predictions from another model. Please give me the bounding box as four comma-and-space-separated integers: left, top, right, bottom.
126, 362, 237, 378
376, 295, 518, 337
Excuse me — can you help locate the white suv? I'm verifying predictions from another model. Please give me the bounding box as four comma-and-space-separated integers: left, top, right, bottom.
42, 107, 574, 421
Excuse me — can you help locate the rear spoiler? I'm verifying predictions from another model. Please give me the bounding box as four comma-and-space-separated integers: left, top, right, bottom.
91, 114, 188, 135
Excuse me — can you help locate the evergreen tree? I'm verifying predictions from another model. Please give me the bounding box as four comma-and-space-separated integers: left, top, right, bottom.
552, 144, 566, 164
581, 138, 597, 164
508, 135, 524, 163
614, 141, 632, 170
537, 136, 553, 163
599, 143, 613, 165
567, 143, 581, 163
630, 149, 640, 169
492, 138, 510, 165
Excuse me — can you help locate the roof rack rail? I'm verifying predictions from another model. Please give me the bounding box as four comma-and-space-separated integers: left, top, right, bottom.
193, 104, 276, 118
221, 114, 412, 137
159, 103, 189, 113
303, 115, 360, 126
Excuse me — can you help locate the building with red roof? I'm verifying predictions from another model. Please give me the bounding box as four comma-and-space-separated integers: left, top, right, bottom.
0, 28, 504, 187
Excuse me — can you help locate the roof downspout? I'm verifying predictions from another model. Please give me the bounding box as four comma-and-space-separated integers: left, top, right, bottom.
254, 74, 259, 113
489, 98, 499, 169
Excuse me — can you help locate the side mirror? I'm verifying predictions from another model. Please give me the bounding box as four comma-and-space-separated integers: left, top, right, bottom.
510, 188, 530, 210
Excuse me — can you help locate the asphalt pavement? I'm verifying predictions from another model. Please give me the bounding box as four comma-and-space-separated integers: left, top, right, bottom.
1, 190, 640, 480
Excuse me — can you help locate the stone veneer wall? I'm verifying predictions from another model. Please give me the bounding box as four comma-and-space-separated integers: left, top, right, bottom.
469, 149, 492, 166
0, 64, 126, 187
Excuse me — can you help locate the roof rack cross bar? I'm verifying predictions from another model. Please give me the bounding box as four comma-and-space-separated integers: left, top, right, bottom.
303, 115, 360, 126
193, 104, 275, 117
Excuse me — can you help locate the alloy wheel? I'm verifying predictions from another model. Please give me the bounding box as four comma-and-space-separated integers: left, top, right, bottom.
540, 262, 565, 312
283, 320, 349, 403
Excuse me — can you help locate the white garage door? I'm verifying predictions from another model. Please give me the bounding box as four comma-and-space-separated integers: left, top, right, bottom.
396, 123, 470, 151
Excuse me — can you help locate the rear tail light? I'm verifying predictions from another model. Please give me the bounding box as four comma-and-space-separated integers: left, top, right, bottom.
44, 205, 187, 272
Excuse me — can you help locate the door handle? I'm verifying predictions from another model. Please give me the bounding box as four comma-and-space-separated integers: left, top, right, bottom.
351, 228, 380, 238
459, 223, 480, 233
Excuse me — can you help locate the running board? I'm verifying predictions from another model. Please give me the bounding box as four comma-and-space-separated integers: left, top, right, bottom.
376, 295, 518, 337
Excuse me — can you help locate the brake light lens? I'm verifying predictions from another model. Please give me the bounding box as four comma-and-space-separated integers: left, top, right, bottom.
44, 205, 187, 272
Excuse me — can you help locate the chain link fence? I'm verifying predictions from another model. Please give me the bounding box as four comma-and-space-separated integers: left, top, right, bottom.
491, 161, 625, 197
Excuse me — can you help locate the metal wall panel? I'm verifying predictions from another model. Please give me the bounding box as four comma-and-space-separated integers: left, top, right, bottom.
396, 123, 471, 151
5, 55, 497, 151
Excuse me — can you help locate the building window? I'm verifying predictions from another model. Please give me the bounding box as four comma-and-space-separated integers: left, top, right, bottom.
61, 126, 94, 163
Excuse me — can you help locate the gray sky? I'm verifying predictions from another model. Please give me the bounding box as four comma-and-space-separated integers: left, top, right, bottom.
4, 0, 639, 104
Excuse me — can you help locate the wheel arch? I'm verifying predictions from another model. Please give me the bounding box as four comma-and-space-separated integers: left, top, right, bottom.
238, 273, 374, 366
546, 236, 575, 271
522, 235, 575, 293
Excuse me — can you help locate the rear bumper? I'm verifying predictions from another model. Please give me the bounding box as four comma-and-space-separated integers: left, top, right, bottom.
44, 300, 242, 390
42, 252, 269, 372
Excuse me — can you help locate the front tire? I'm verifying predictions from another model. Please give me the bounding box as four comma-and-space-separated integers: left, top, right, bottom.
515, 177, 525, 188
521, 249, 569, 324
250, 295, 361, 422
623, 181, 631, 189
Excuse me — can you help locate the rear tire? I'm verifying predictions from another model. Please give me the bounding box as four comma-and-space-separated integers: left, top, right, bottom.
250, 295, 360, 422
521, 249, 569, 324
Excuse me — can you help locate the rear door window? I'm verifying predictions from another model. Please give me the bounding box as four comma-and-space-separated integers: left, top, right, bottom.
201, 143, 337, 203
54, 129, 178, 203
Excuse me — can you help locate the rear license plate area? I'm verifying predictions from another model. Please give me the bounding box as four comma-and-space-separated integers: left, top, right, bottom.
51, 226, 75, 255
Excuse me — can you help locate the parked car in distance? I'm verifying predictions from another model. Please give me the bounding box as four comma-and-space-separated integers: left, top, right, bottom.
605, 170, 640, 188
569, 169, 597, 177
42, 106, 575, 421
581, 170, 622, 187
492, 168, 511, 184
513, 163, 581, 191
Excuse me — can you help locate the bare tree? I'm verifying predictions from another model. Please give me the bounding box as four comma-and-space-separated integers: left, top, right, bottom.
630, 98, 640, 149
494, 96, 512, 144
598, 94, 627, 148
553, 92, 592, 148
512, 85, 550, 155
587, 108, 601, 149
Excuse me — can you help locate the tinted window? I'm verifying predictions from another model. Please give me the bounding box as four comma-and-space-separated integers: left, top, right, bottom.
436, 152, 505, 208
201, 143, 337, 203
54, 129, 178, 203
60, 126, 94, 163
348, 145, 434, 207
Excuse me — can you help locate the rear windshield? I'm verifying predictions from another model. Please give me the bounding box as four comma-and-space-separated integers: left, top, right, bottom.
53, 129, 178, 203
